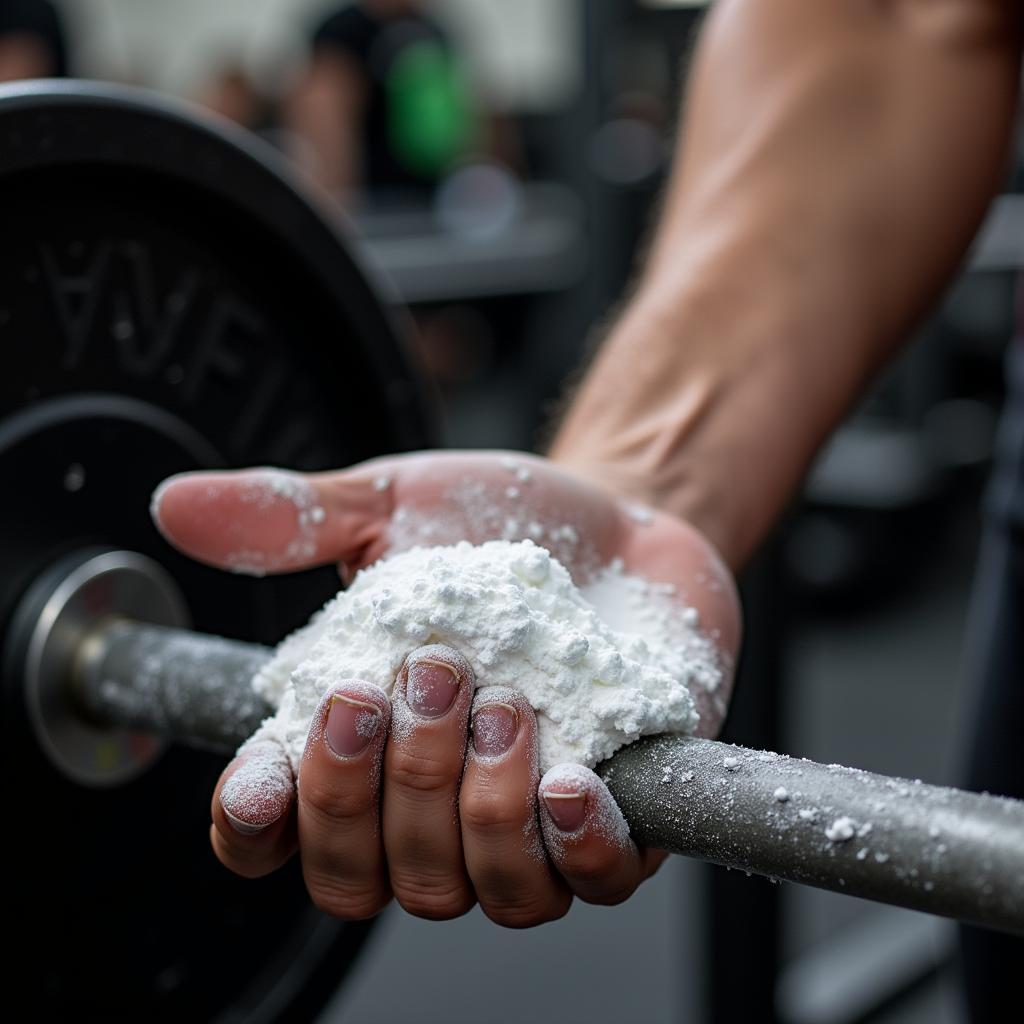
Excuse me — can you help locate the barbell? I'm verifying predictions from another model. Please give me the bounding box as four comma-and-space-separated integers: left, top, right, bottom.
13, 547, 1024, 941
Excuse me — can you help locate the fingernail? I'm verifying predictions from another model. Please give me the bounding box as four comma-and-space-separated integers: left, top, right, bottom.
542, 790, 587, 832
406, 659, 460, 718
472, 703, 519, 757
326, 693, 382, 757
220, 745, 292, 836
222, 808, 273, 836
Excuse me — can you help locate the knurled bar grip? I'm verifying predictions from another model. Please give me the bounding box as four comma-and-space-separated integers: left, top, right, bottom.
77, 621, 1024, 935
601, 735, 1024, 936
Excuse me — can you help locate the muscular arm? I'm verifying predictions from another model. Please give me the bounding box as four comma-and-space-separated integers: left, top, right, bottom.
552, 0, 1023, 569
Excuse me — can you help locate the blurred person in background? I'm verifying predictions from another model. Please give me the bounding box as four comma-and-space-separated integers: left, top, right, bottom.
287, 0, 478, 206
0, 0, 67, 81
287, 3, 525, 398
197, 60, 285, 147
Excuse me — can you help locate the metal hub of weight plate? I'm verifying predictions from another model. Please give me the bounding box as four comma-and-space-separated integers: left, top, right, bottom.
11, 547, 190, 787
0, 81, 435, 1021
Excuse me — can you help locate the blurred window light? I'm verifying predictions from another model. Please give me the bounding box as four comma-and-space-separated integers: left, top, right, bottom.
66, 0, 581, 113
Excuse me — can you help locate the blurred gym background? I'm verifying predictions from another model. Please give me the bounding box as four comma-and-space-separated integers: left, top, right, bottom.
5, 1, 1021, 1021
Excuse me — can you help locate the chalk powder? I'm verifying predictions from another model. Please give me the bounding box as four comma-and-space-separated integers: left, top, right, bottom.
249, 539, 722, 773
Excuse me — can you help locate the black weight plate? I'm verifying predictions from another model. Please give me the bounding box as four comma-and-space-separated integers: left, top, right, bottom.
0, 81, 435, 1021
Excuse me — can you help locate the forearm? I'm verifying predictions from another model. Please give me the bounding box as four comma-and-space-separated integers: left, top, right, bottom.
552, 0, 1022, 569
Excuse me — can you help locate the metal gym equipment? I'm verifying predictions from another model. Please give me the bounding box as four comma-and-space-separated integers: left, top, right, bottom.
15, 547, 1024, 940
2, 81, 1023, 1019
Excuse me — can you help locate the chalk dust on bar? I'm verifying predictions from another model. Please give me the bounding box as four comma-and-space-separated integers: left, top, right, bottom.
247, 538, 722, 774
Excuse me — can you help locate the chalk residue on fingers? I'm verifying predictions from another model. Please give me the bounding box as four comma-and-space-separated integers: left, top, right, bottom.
300, 680, 389, 761
153, 468, 331, 577
220, 739, 294, 834
228, 469, 327, 575
469, 684, 535, 763
469, 685, 547, 863
539, 762, 632, 857
388, 644, 473, 745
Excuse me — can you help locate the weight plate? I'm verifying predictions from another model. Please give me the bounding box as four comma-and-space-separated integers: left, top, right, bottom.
0, 81, 435, 1021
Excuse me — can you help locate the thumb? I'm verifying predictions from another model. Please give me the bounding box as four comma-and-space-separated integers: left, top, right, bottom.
150, 463, 398, 576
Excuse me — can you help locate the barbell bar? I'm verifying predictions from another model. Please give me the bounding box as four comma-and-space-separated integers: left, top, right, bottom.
15, 547, 1024, 936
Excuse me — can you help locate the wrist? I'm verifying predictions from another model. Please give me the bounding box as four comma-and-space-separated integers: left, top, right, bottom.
551, 264, 866, 570
550, 282, 753, 565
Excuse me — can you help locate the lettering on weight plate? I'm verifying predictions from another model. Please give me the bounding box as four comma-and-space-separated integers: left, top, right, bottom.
40, 239, 303, 451
230, 350, 287, 450
40, 241, 112, 369
111, 241, 199, 377
41, 240, 199, 376
185, 297, 318, 459
182, 293, 266, 405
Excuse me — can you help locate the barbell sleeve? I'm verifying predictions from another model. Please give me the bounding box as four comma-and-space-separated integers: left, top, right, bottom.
75, 618, 1024, 935
76, 620, 273, 752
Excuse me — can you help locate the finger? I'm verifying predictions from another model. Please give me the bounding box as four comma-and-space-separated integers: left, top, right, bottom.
150, 464, 398, 576
382, 644, 476, 920
539, 763, 660, 905
211, 739, 297, 878
296, 682, 393, 920
460, 687, 571, 927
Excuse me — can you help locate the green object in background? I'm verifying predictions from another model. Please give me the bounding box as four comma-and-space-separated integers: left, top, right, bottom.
386, 39, 476, 178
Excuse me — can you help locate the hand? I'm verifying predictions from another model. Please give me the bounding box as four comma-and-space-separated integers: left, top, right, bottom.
152, 451, 740, 926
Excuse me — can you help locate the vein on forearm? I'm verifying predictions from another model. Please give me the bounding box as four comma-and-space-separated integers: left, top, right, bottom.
553, 0, 1022, 569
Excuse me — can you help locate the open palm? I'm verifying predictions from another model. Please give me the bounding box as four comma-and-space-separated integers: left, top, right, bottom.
152, 450, 739, 926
